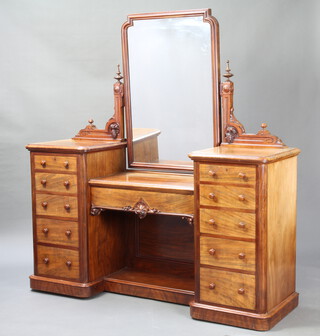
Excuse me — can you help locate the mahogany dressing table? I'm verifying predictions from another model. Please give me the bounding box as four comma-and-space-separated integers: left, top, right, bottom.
26, 9, 300, 331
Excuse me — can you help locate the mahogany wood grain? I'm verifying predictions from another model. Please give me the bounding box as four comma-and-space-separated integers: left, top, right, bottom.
35, 173, 77, 194
200, 208, 256, 239
200, 184, 255, 210
34, 154, 77, 172
200, 236, 255, 272
36, 218, 79, 247
200, 267, 256, 310
36, 194, 78, 218
267, 157, 297, 310
199, 163, 256, 185
37, 245, 80, 279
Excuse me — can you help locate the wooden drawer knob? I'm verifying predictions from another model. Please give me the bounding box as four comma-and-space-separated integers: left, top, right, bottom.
42, 228, 49, 234
209, 248, 216, 256
41, 201, 48, 208
66, 260, 72, 267
238, 222, 246, 229
64, 204, 71, 211
238, 172, 247, 180
64, 161, 69, 169
208, 170, 216, 177
238, 194, 246, 201
209, 219, 216, 226
63, 180, 70, 188
65, 230, 72, 237
209, 283, 216, 290
209, 193, 217, 201
238, 252, 246, 259
40, 179, 47, 186
40, 160, 46, 167
43, 257, 49, 264
238, 288, 245, 295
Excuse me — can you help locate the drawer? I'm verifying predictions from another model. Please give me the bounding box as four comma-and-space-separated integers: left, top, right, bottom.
35, 173, 77, 194
199, 164, 256, 185
200, 236, 255, 272
91, 187, 193, 215
200, 184, 255, 210
36, 194, 78, 218
36, 218, 79, 247
200, 208, 255, 239
34, 154, 77, 172
37, 245, 80, 279
200, 267, 256, 310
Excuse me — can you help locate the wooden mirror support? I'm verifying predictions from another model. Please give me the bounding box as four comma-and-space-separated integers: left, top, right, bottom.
73, 65, 125, 142
220, 61, 285, 147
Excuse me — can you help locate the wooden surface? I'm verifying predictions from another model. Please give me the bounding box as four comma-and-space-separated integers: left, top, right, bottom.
200, 267, 256, 310
34, 154, 77, 172
36, 218, 79, 247
35, 173, 77, 194
200, 236, 255, 272
267, 157, 297, 310
37, 245, 80, 279
200, 208, 256, 239
200, 184, 256, 210
36, 194, 78, 218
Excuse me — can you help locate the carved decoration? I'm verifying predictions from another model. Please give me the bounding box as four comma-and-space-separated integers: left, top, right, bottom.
182, 215, 194, 225
90, 205, 106, 216
123, 198, 160, 219
73, 65, 125, 141
221, 61, 285, 147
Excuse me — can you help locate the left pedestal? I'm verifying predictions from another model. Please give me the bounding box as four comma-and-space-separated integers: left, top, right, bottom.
26, 139, 126, 297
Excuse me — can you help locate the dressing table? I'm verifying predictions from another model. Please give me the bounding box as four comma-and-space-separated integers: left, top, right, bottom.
26, 9, 300, 331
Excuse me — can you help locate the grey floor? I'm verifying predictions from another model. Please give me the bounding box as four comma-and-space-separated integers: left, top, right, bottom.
1, 229, 319, 336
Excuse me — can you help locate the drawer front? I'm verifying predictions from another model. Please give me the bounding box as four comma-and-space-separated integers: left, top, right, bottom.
91, 187, 193, 215
36, 194, 78, 218
199, 164, 256, 185
200, 208, 255, 239
200, 236, 255, 272
200, 184, 255, 210
36, 218, 79, 247
34, 155, 77, 172
37, 245, 80, 279
35, 173, 77, 194
200, 267, 256, 310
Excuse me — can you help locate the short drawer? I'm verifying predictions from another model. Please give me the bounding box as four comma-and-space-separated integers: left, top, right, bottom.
36, 218, 79, 247
200, 184, 255, 210
200, 236, 255, 272
200, 267, 256, 310
36, 194, 78, 218
34, 154, 77, 172
37, 245, 80, 279
200, 208, 255, 239
35, 173, 77, 194
199, 164, 256, 184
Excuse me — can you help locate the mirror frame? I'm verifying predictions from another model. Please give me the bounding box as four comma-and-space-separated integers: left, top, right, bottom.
121, 9, 221, 171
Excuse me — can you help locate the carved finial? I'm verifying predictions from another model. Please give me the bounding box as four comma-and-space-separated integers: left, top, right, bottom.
114, 64, 123, 82
261, 123, 268, 130
223, 60, 234, 81
88, 119, 94, 125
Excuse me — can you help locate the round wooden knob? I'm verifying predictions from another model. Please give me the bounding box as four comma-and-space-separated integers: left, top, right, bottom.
65, 230, 72, 237
41, 179, 47, 186
42, 228, 49, 234
238, 172, 246, 180
64, 204, 71, 211
238, 252, 246, 259
66, 260, 72, 267
43, 258, 49, 264
41, 201, 48, 208
40, 160, 46, 167
208, 170, 216, 177
238, 194, 246, 201
64, 161, 69, 168
238, 222, 246, 229
209, 193, 216, 200
238, 288, 245, 295
209, 283, 216, 290
209, 248, 216, 256
209, 219, 216, 226
63, 180, 70, 188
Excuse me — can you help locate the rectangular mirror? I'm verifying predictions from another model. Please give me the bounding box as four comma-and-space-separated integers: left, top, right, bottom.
122, 9, 220, 171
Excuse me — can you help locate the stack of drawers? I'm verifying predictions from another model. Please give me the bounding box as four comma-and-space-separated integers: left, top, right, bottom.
33, 154, 80, 280
197, 163, 256, 310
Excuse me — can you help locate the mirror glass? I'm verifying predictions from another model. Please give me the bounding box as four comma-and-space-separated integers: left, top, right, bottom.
124, 13, 219, 170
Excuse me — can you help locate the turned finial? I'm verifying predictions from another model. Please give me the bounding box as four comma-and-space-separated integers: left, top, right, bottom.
88, 119, 94, 125
261, 123, 268, 130
223, 60, 234, 81
114, 64, 123, 82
